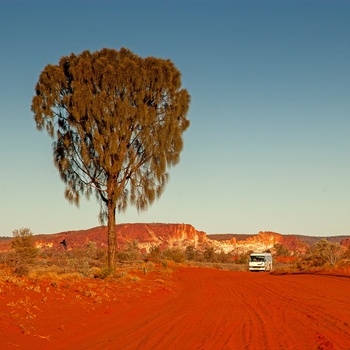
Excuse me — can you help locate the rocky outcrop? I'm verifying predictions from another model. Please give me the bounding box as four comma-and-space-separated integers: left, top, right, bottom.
209, 231, 283, 254
237, 231, 282, 253
27, 223, 207, 253
117, 223, 207, 252
0, 224, 348, 255
30, 225, 281, 253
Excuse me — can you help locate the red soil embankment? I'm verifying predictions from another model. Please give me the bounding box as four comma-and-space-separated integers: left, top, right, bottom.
2, 268, 350, 349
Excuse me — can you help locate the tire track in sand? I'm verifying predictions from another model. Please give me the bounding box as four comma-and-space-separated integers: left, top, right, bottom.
54, 268, 350, 350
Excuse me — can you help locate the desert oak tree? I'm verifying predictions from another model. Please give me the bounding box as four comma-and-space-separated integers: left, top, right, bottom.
32, 48, 190, 269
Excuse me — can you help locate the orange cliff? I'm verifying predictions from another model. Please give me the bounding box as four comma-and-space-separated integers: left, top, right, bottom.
30, 225, 281, 254
2, 224, 345, 255
28, 223, 207, 252
209, 231, 283, 254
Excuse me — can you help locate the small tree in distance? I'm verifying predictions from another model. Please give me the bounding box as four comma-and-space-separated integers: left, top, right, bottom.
32, 48, 190, 269
11, 227, 38, 263
313, 239, 343, 267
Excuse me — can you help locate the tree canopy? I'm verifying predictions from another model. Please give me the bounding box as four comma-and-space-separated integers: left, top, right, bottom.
32, 48, 190, 268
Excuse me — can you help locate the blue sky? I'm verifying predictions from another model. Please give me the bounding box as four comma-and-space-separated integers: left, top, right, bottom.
1, 0, 349, 236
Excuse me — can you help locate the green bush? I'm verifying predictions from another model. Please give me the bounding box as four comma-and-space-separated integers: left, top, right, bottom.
294, 239, 344, 270
117, 240, 141, 261
7, 228, 39, 275
11, 228, 38, 263
203, 247, 216, 262
148, 245, 161, 261
162, 248, 186, 263
185, 246, 204, 261
313, 239, 343, 266
274, 243, 290, 257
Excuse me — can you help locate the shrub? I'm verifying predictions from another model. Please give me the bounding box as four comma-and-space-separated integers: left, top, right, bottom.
98, 267, 114, 279
185, 246, 204, 262
162, 248, 186, 263
86, 241, 98, 259
203, 247, 216, 262
148, 245, 161, 261
11, 228, 38, 263
274, 243, 290, 257
216, 250, 230, 263
313, 239, 343, 267
185, 246, 196, 260
142, 261, 155, 274
235, 253, 250, 264
117, 240, 141, 261
3, 228, 39, 276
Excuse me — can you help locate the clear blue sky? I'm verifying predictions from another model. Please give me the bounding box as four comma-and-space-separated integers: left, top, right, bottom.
1, 0, 349, 236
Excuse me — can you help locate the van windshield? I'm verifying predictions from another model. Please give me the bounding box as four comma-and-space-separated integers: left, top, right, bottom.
250, 256, 265, 262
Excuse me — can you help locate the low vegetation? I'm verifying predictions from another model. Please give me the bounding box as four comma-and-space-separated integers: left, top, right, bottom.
0, 228, 349, 283
292, 239, 350, 272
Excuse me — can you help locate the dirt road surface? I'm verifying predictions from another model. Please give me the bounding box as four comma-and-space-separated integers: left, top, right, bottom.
2, 267, 350, 349
53, 268, 350, 350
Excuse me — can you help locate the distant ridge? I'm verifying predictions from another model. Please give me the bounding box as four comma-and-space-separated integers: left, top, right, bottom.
0, 224, 349, 254
208, 233, 350, 245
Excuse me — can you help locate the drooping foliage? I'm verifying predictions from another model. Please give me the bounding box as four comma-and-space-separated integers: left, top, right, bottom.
32, 48, 190, 268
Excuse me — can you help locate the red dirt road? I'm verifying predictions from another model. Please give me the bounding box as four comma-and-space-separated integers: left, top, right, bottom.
2, 268, 350, 349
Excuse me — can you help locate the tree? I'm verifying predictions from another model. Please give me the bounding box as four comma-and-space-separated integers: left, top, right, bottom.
314, 239, 343, 266
203, 247, 216, 262
32, 48, 190, 269
11, 227, 38, 263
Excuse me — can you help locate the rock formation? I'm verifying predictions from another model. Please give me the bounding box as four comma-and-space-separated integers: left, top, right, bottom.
0, 224, 348, 255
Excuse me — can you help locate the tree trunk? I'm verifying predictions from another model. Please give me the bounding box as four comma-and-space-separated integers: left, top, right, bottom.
107, 201, 117, 270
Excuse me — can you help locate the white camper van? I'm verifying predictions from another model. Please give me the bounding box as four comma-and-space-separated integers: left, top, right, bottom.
249, 252, 273, 272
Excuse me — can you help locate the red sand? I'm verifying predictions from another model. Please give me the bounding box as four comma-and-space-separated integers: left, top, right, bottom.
1, 268, 350, 349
